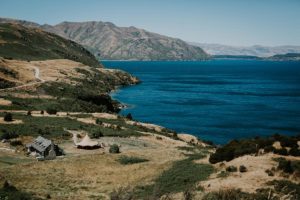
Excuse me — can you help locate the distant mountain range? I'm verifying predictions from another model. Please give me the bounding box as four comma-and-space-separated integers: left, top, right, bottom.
0, 18, 209, 61
191, 43, 300, 57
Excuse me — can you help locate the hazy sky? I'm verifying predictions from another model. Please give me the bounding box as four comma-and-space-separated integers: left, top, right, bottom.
1, 0, 300, 46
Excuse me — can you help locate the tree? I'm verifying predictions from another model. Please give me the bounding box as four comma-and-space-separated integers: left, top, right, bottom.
126, 113, 133, 120
46, 108, 57, 115
4, 113, 13, 122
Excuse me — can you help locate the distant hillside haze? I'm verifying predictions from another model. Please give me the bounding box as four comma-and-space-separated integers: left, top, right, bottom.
191, 43, 300, 57
0, 18, 209, 61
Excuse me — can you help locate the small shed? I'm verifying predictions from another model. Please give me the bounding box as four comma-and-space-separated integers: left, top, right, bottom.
26, 136, 64, 160
76, 134, 100, 149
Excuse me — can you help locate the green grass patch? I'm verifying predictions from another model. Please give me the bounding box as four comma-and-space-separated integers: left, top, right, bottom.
118, 156, 149, 165
0, 114, 143, 139
0, 156, 33, 166
135, 153, 213, 198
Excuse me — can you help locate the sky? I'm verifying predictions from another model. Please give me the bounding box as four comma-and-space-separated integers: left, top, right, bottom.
0, 0, 300, 46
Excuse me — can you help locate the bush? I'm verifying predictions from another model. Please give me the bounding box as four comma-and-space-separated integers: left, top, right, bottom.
265, 169, 274, 176
3, 113, 13, 122
91, 129, 103, 139
126, 113, 133, 120
109, 144, 120, 154
46, 108, 57, 115
95, 118, 102, 125
118, 156, 149, 165
239, 165, 247, 173
40, 110, 44, 115
273, 148, 288, 156
263, 145, 275, 153
289, 147, 300, 157
278, 159, 293, 173
226, 166, 237, 172
0, 180, 33, 200
0, 132, 18, 140
9, 140, 23, 146
27, 111, 31, 116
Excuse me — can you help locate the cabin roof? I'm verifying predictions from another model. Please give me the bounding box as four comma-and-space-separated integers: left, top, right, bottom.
27, 136, 52, 152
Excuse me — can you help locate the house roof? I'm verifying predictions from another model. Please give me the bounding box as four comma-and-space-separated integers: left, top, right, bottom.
76, 134, 99, 147
28, 136, 52, 152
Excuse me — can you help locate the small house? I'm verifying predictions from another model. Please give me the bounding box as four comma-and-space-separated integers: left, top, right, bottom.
26, 136, 64, 160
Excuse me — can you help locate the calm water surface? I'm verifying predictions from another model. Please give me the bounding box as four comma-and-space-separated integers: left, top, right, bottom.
103, 60, 300, 144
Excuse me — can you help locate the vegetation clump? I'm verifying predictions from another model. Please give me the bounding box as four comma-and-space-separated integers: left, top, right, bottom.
46, 108, 57, 115
90, 129, 103, 139
118, 156, 149, 165
126, 113, 133, 120
209, 134, 300, 164
135, 152, 213, 198
0, 180, 33, 200
109, 144, 120, 154
0, 131, 18, 140
226, 165, 237, 172
3, 112, 13, 122
239, 165, 247, 173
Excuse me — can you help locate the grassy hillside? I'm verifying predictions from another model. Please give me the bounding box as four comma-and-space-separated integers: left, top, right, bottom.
0, 23, 101, 67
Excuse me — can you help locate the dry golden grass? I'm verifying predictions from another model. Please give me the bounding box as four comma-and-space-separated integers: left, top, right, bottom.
0, 134, 186, 199
200, 153, 300, 194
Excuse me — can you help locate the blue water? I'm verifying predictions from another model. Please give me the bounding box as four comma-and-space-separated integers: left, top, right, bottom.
103, 60, 300, 144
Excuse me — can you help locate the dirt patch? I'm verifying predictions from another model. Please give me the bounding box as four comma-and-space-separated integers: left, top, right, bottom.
92, 112, 117, 119
0, 118, 23, 124
0, 98, 11, 106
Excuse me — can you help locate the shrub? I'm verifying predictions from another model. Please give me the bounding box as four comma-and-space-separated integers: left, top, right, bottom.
95, 118, 103, 125
126, 113, 133, 120
239, 165, 247, 173
46, 108, 57, 115
265, 169, 274, 176
203, 189, 247, 200
118, 156, 149, 165
3, 113, 13, 122
91, 129, 103, 139
278, 159, 293, 173
226, 166, 237, 172
263, 145, 275, 153
9, 140, 23, 146
40, 110, 44, 115
27, 111, 31, 116
109, 144, 120, 154
172, 132, 179, 140
0, 132, 18, 140
0, 180, 33, 200
273, 148, 288, 156
289, 147, 300, 157
110, 187, 134, 200
156, 136, 162, 140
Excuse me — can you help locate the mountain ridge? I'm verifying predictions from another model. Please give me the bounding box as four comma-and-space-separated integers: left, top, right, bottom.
0, 17, 209, 61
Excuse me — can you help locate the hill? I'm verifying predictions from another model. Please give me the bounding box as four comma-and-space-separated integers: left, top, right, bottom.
0, 18, 209, 61
267, 53, 300, 61
0, 23, 100, 67
191, 42, 300, 57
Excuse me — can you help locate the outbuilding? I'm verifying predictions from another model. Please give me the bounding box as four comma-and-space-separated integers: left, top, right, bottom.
26, 136, 64, 160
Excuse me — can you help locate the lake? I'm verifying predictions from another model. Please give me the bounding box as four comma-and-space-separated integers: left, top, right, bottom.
103, 60, 300, 144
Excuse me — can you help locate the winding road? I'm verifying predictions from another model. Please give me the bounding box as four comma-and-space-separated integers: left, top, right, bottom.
0, 66, 45, 91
